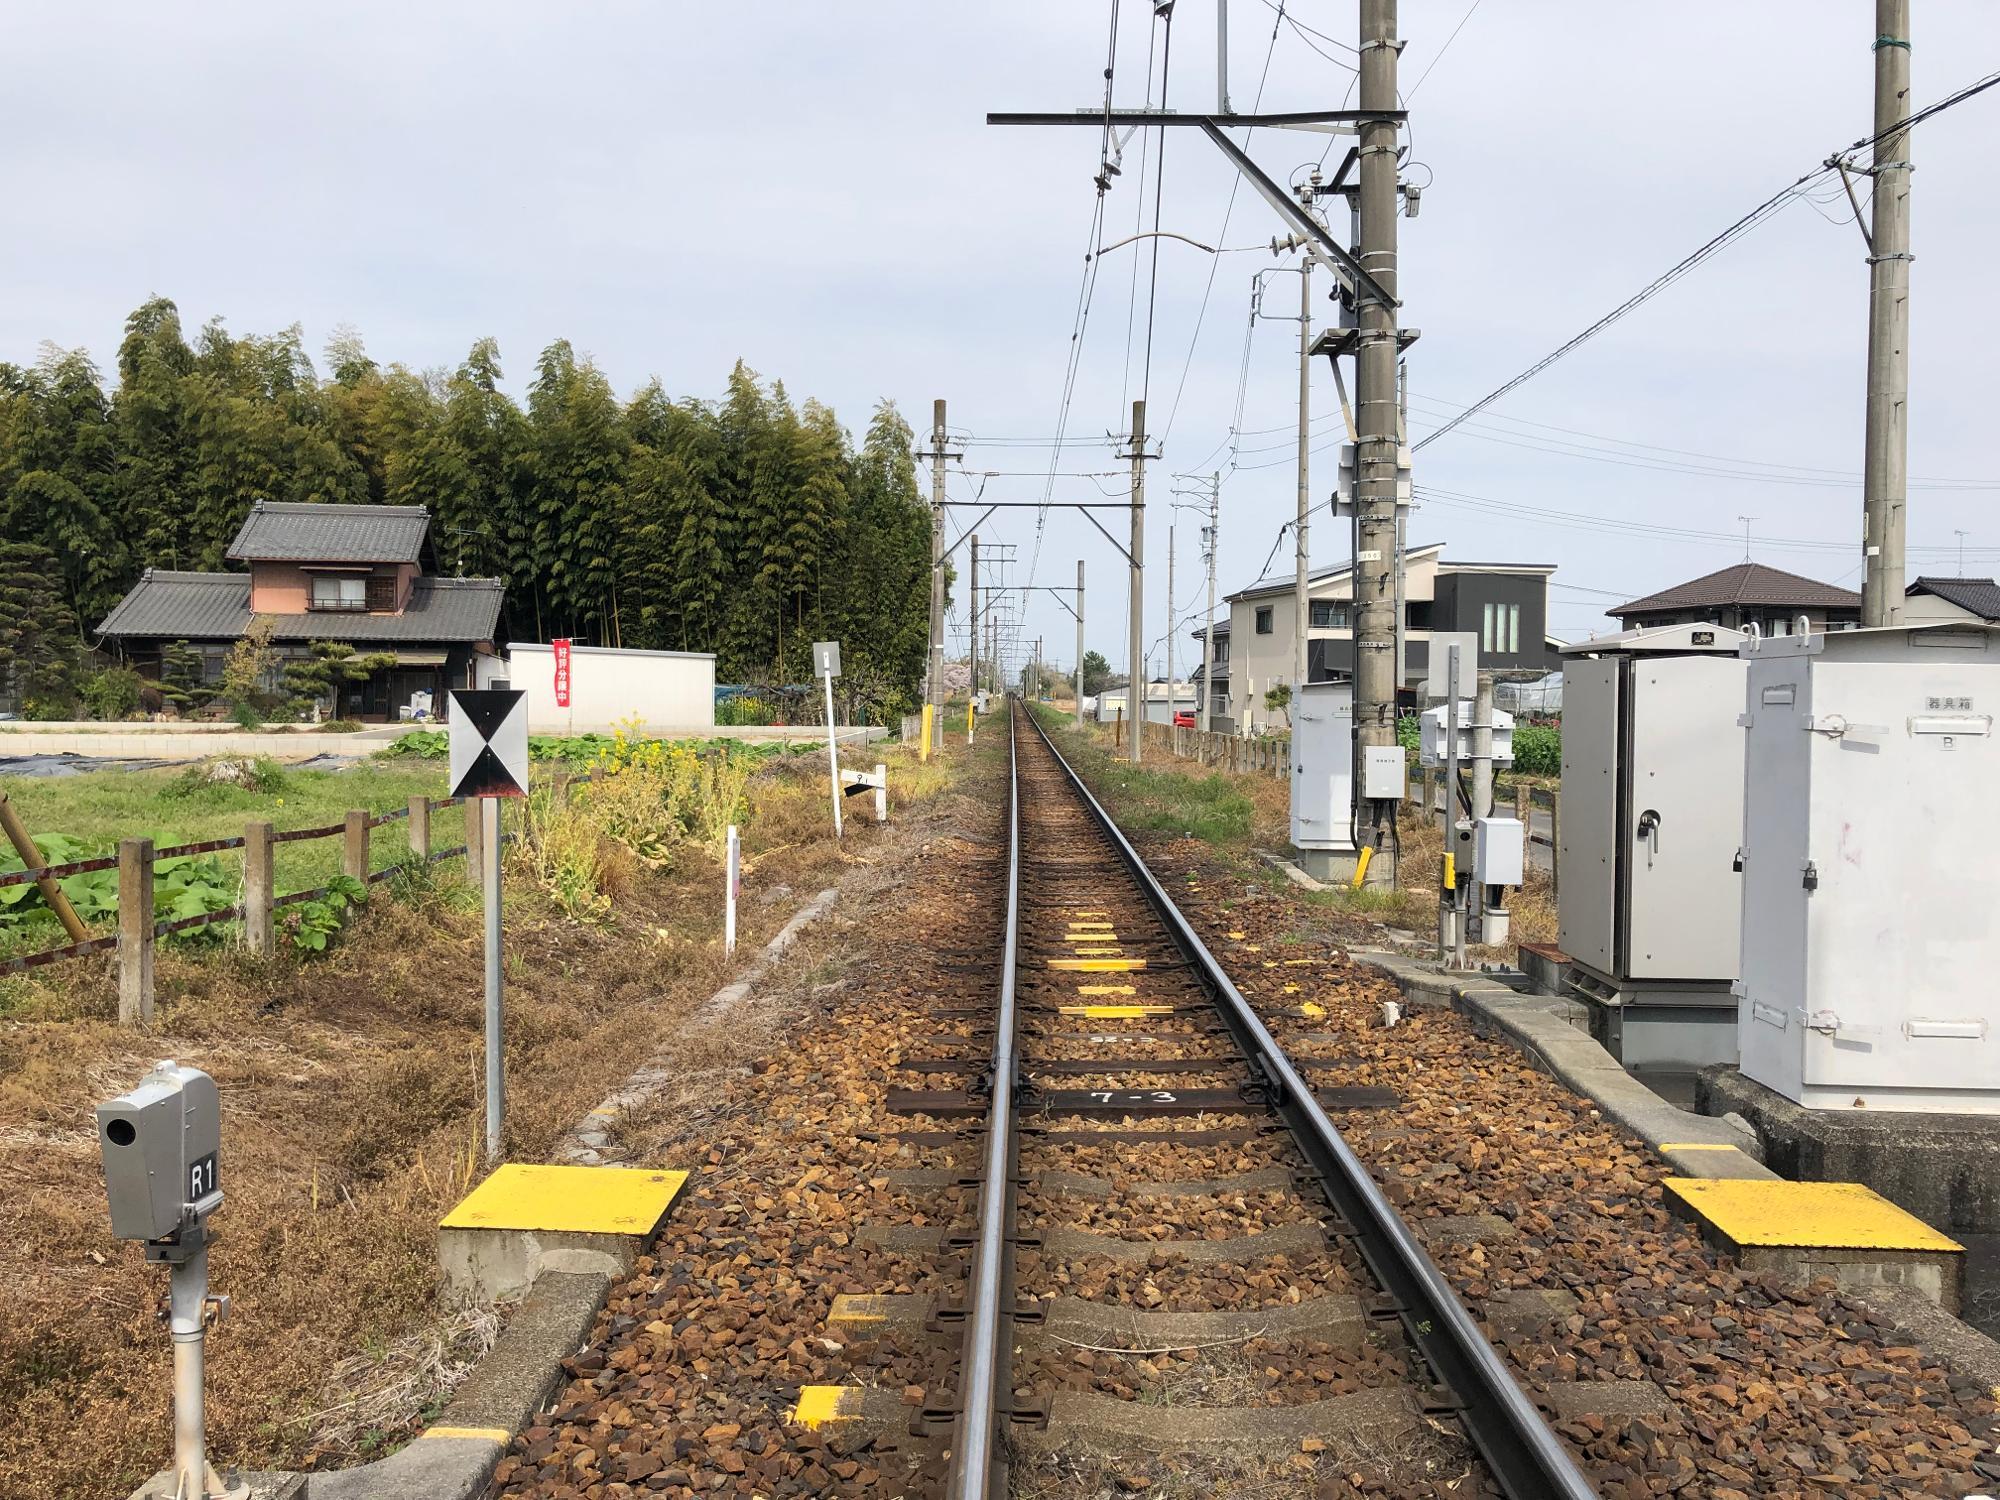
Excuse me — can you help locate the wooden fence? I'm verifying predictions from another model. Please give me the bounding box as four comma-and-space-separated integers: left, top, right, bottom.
1133, 719, 1292, 776
0, 785, 566, 1023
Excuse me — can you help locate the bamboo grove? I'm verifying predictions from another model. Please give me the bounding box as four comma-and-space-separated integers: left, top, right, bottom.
0, 297, 939, 716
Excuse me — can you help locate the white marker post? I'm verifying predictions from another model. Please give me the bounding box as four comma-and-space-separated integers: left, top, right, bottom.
725, 824, 740, 958
448, 687, 529, 1167
813, 641, 844, 838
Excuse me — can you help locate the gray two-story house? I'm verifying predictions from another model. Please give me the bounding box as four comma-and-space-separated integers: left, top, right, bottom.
1197, 544, 1562, 733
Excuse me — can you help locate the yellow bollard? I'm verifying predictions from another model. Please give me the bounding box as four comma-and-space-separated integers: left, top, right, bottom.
1348, 845, 1374, 891
920, 704, 934, 762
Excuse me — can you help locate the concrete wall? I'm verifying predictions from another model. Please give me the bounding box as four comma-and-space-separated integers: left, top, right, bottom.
1903, 592, 1984, 625
481, 644, 717, 732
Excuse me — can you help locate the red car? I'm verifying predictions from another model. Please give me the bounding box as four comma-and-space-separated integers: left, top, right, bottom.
1172, 710, 1196, 729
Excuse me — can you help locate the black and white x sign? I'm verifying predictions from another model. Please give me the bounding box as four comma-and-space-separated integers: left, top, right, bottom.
448, 689, 529, 799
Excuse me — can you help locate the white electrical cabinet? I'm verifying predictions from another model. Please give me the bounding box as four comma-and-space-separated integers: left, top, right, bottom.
1418, 702, 1514, 767
1737, 624, 2000, 1114
1290, 681, 1355, 853
1557, 624, 1746, 1070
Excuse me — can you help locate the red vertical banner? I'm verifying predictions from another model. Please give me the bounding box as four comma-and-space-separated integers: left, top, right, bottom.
552, 638, 572, 708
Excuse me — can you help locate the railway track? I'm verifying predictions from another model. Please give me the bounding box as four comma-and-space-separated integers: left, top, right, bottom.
906, 701, 1597, 1497
491, 698, 2000, 1499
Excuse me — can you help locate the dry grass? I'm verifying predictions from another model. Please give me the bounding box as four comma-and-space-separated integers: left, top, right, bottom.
0, 735, 963, 1500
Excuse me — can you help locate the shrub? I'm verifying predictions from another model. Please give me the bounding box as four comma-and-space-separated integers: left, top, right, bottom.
230, 701, 263, 731
164, 758, 289, 799
284, 874, 368, 954
1510, 723, 1561, 777
575, 720, 749, 867
80, 667, 143, 721
517, 786, 610, 922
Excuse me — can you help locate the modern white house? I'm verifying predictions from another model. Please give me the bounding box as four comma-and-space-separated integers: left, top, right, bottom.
1193, 545, 1563, 734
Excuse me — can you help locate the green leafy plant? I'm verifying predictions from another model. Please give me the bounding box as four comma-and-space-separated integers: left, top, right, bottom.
284, 874, 367, 954
0, 835, 235, 946
79, 667, 143, 721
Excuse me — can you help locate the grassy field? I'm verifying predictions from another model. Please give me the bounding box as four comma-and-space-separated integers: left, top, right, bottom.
0, 761, 470, 958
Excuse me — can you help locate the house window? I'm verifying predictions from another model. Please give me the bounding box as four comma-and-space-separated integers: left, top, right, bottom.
1255, 606, 1274, 634
310, 575, 368, 611
366, 574, 396, 612
1309, 601, 1348, 629
1482, 602, 1521, 656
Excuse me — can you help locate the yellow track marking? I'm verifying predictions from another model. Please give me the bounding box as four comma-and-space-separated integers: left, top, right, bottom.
790, 1386, 866, 1429
828, 1295, 894, 1326
1060, 1004, 1176, 1018
1300, 1002, 1327, 1019
1663, 1178, 1963, 1253
1076, 984, 1137, 995
1050, 958, 1147, 971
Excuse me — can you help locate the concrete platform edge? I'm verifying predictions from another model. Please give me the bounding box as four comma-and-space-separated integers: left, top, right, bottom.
1359, 949, 2000, 1401
1358, 951, 1768, 1177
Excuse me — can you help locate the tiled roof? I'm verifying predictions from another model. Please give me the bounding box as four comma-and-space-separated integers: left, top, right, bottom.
226, 502, 430, 563
1612, 562, 1861, 618
1907, 576, 2000, 622
96, 571, 504, 644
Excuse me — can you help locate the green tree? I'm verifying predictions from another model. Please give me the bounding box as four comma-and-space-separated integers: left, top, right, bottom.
0, 541, 81, 714
1080, 650, 1113, 695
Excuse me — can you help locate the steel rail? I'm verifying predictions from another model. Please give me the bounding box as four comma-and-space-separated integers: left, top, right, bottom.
944, 704, 1021, 1500
1021, 707, 1599, 1500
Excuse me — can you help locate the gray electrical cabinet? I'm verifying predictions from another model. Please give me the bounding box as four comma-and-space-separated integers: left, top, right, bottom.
1558, 624, 1746, 1071
1289, 681, 1355, 855
1737, 623, 2000, 1114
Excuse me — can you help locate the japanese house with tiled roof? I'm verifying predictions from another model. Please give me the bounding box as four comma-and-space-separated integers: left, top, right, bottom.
1608, 561, 1861, 636
94, 502, 504, 720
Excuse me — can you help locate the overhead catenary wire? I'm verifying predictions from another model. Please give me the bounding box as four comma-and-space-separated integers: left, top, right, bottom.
1416, 65, 2000, 453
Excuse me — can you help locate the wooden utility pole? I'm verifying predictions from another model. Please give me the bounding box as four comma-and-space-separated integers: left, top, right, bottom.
1353, 0, 1402, 885
1860, 0, 1912, 626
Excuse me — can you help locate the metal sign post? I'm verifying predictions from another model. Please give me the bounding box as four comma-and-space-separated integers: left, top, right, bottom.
448, 688, 529, 1167
813, 642, 844, 838
725, 824, 740, 957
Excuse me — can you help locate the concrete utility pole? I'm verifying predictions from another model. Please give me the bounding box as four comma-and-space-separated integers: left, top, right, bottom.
1168, 522, 1178, 712
1353, 0, 1402, 885
1200, 472, 1219, 733
1075, 559, 1087, 730
1125, 399, 1148, 764
1295, 260, 1312, 707
1860, 0, 1912, 627
928, 399, 949, 725
968, 533, 980, 705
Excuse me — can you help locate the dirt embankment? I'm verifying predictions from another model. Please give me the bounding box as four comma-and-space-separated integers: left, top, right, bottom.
3, 748, 960, 1500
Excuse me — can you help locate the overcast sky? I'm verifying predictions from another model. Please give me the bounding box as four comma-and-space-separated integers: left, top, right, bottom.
6, 2, 1998, 679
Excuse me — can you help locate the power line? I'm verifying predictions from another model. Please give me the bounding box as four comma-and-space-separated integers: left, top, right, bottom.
1416, 65, 2000, 453
1406, 0, 1484, 99
1158, 0, 1287, 445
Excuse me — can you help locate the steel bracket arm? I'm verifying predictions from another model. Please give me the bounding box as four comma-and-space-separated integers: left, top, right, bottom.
1197, 122, 1397, 309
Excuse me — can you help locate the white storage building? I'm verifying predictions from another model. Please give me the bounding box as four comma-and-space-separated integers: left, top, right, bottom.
477, 643, 716, 733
